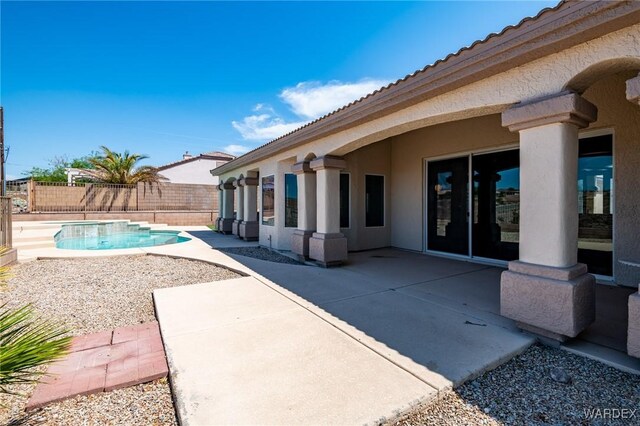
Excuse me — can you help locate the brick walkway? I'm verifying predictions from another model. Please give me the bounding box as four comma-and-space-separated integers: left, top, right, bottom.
27, 321, 168, 410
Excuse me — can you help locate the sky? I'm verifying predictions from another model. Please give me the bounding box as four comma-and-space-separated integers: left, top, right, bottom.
1, 0, 558, 180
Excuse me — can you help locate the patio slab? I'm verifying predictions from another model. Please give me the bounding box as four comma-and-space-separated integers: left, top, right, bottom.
154, 276, 438, 425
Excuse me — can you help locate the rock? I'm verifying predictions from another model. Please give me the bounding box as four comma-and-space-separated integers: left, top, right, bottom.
549, 367, 572, 384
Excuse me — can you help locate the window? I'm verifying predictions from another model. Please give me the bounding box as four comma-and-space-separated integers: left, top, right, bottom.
340, 173, 350, 228
365, 175, 384, 227
578, 134, 613, 276
284, 174, 298, 228
261, 175, 274, 226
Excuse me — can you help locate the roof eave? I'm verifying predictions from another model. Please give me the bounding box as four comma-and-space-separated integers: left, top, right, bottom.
213, 0, 640, 177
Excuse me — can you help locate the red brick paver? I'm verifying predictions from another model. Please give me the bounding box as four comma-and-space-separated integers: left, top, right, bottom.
27, 321, 168, 410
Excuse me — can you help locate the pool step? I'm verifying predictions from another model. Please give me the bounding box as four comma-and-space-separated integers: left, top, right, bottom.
11, 220, 172, 256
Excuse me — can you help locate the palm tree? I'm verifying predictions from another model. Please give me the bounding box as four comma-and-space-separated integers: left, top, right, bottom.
86, 146, 166, 184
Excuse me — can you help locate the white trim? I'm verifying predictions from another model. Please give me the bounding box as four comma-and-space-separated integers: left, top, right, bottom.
364, 173, 386, 228
340, 172, 352, 230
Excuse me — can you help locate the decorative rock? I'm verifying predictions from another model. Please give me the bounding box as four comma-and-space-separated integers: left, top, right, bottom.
549, 367, 572, 384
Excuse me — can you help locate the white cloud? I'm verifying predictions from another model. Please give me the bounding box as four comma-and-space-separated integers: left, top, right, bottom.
280, 79, 388, 119
231, 78, 388, 143
223, 144, 252, 156
231, 113, 307, 142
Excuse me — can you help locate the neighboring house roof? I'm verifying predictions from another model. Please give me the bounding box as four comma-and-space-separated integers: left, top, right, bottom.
212, 0, 640, 176
157, 152, 235, 171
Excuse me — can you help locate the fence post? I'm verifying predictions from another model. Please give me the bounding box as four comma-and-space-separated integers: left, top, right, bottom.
27, 180, 35, 212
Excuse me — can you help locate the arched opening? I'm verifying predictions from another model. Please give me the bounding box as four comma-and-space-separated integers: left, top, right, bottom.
564, 58, 640, 94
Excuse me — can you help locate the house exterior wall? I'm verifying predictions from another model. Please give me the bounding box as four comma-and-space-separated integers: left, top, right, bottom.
162, 158, 225, 185
342, 139, 392, 251
390, 114, 516, 252
217, 23, 640, 268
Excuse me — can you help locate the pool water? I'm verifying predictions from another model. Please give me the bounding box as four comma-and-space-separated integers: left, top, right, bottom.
54, 222, 190, 250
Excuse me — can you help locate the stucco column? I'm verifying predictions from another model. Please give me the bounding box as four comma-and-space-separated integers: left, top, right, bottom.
626, 73, 640, 105
500, 92, 597, 341
308, 156, 347, 266
291, 161, 316, 260
215, 184, 224, 232
239, 177, 259, 241
625, 74, 640, 358
219, 181, 235, 234
232, 180, 245, 237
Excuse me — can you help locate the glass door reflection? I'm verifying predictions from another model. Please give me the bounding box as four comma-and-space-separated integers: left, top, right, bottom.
472, 149, 520, 261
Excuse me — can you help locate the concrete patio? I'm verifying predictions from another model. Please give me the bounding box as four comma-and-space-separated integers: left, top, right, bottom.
154, 231, 536, 424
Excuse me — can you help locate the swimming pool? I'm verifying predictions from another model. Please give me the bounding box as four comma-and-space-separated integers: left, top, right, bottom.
54, 221, 190, 250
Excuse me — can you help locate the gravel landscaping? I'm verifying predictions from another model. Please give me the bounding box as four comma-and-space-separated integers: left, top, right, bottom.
218, 246, 303, 265
389, 344, 640, 426
1, 255, 240, 425
2, 255, 240, 334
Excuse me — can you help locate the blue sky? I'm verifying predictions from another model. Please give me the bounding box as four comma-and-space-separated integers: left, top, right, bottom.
1, 0, 558, 179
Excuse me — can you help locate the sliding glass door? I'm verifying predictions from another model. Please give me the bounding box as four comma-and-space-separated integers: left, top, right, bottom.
426, 137, 613, 276
427, 157, 469, 255
472, 149, 520, 261
577, 134, 613, 276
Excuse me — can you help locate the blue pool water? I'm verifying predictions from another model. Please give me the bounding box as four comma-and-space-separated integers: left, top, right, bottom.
54, 222, 190, 250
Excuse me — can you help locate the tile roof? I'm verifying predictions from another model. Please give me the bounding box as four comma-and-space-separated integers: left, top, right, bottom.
157, 152, 235, 171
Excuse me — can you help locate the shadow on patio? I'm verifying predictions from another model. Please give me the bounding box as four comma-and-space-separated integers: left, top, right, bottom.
188, 230, 534, 389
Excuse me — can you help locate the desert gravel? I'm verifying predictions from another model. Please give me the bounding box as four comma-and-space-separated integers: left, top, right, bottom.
389, 344, 640, 426
1, 255, 240, 425
1, 254, 240, 334
219, 246, 303, 265
4, 378, 176, 426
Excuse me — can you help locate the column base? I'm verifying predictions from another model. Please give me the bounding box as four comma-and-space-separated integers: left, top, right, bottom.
232, 220, 243, 237
219, 218, 234, 235
501, 260, 595, 340
214, 217, 222, 232
291, 229, 314, 260
628, 291, 640, 358
239, 221, 259, 241
309, 232, 347, 267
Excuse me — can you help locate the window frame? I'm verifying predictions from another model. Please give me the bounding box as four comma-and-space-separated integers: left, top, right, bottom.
261, 174, 275, 226
340, 172, 351, 229
284, 173, 298, 228
364, 173, 385, 228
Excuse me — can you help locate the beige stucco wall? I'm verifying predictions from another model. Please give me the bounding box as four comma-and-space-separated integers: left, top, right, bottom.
582, 72, 640, 286
341, 140, 392, 251
389, 114, 517, 251
257, 158, 296, 250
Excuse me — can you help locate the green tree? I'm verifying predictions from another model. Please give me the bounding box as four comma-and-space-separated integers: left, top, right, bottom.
24, 154, 97, 182
86, 146, 166, 184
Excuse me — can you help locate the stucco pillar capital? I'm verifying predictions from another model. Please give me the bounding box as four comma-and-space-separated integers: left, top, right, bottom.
221, 181, 235, 190
310, 156, 346, 171
238, 177, 258, 187
292, 161, 313, 175
502, 92, 597, 132
626, 73, 640, 105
